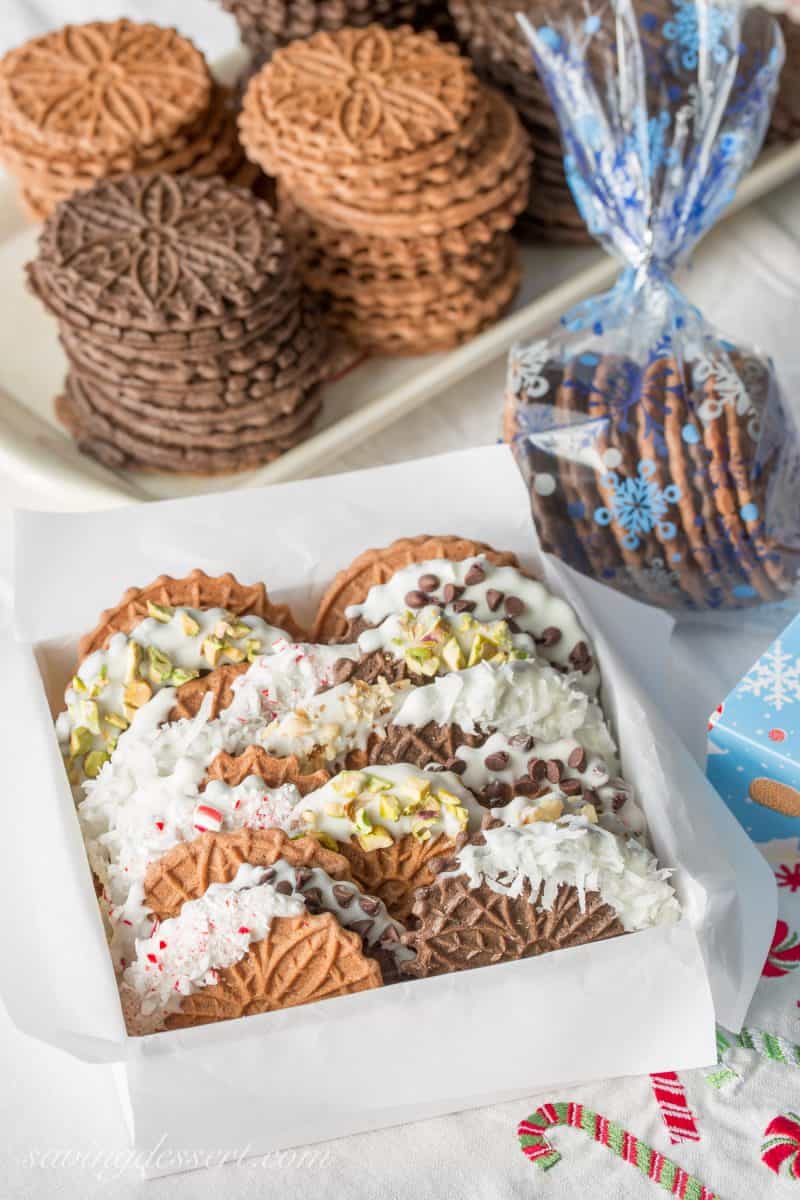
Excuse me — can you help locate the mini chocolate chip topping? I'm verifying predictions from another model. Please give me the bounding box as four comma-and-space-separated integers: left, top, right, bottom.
506, 618, 521, 634
404, 590, 428, 608
510, 733, 535, 750
359, 895, 380, 916
380, 924, 400, 943
612, 793, 627, 812
568, 746, 587, 771
528, 757, 547, 781
545, 759, 563, 783
479, 780, 511, 806
418, 573, 439, 593
444, 756, 466, 774
351, 919, 374, 939
538, 626, 562, 647
464, 563, 486, 586
504, 595, 525, 617
561, 778, 582, 796
302, 887, 323, 912
513, 776, 542, 796
332, 883, 355, 907
484, 751, 510, 771
333, 657, 357, 684
486, 588, 504, 611
569, 640, 594, 674
451, 599, 476, 613
294, 868, 312, 888
443, 583, 464, 603
275, 880, 293, 895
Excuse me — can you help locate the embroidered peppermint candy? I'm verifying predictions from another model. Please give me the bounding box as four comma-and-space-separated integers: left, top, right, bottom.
193, 803, 224, 833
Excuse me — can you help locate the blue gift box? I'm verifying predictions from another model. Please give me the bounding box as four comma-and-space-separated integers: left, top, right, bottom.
707, 611, 800, 843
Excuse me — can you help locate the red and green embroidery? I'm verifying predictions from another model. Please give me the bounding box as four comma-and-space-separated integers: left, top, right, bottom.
517, 1102, 719, 1197
762, 921, 800, 978
706, 1025, 800, 1090
650, 1073, 701, 1143
762, 1112, 800, 1179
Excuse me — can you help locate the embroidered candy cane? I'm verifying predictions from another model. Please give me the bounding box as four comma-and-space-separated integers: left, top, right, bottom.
725, 1026, 800, 1067
649, 1072, 701, 1144
518, 1102, 719, 1198
707, 1025, 800, 1091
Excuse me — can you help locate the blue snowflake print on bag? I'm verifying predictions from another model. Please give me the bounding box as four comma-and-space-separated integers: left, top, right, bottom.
595, 460, 681, 550
505, 1, 800, 614
662, 0, 734, 69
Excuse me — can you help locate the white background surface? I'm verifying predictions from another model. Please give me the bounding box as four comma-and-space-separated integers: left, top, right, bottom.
0, 2, 799, 1197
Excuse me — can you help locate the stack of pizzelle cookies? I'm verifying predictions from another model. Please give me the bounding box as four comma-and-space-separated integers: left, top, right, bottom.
0, 20, 259, 222
504, 350, 799, 608
447, 0, 590, 243
768, 11, 800, 145
27, 172, 328, 475
239, 25, 532, 354
217, 0, 418, 61
60, 540, 680, 1034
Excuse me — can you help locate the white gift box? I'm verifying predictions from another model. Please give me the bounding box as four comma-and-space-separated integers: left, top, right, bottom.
0, 445, 775, 1177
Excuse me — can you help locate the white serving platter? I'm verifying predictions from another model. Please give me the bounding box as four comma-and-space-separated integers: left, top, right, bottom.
0, 46, 798, 507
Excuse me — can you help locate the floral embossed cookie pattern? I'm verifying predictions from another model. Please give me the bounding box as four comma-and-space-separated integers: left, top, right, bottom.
0, 21, 258, 220
239, 24, 531, 355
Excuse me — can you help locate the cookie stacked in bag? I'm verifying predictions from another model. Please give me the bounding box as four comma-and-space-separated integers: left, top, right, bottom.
239, 26, 532, 354
59, 539, 678, 1035
27, 173, 328, 474
0, 20, 257, 222
504, 2, 800, 610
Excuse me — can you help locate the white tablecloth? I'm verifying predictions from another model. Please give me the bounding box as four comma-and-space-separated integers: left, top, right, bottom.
2, 3, 800, 1198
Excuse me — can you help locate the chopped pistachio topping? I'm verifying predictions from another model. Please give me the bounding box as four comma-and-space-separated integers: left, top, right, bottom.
124, 641, 142, 685
123, 679, 153, 710
201, 635, 225, 667
179, 611, 201, 637
84, 750, 110, 778
104, 711, 129, 731
147, 645, 173, 683
169, 667, 200, 687
146, 601, 173, 623
245, 639, 262, 662
80, 699, 101, 735
389, 610, 526, 678
357, 828, 394, 851
69, 725, 93, 757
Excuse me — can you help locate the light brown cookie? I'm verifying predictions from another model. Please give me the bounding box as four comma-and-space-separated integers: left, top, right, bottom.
311, 534, 519, 642
144, 827, 353, 920
749, 777, 800, 818
164, 911, 382, 1029
79, 570, 303, 660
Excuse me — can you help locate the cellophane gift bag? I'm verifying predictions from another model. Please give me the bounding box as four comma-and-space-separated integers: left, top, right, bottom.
505, 0, 800, 611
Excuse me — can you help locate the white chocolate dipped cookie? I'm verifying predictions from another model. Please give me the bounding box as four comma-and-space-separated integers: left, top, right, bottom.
58, 605, 291, 783
402, 818, 680, 978
343, 556, 600, 694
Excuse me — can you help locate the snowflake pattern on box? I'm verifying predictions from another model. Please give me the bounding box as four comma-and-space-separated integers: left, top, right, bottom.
662, 0, 734, 70
594, 459, 680, 550
737, 640, 800, 712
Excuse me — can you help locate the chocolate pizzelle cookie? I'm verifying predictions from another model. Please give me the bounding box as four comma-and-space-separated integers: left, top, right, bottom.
28, 173, 328, 474
240, 26, 531, 354
504, 347, 799, 609
401, 818, 679, 977
217, 0, 421, 61
0, 21, 259, 221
